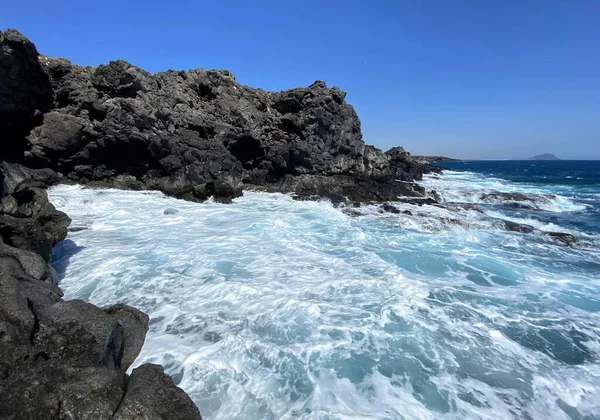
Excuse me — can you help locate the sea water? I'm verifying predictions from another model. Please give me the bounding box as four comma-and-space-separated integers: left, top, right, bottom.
49, 161, 600, 419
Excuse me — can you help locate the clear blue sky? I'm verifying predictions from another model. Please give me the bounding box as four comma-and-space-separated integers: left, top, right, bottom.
3, 0, 599, 159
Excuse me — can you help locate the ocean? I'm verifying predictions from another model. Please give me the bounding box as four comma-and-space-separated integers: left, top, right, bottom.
49, 160, 600, 420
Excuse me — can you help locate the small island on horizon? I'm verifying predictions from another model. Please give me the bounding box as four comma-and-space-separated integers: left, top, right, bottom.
529, 153, 560, 161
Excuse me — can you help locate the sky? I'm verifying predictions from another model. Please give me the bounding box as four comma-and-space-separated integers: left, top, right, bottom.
3, 0, 599, 159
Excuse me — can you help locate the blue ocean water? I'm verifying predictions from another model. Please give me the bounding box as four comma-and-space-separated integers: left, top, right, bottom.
49, 161, 600, 420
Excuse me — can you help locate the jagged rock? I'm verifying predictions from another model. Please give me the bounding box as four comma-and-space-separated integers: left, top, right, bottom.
547, 231, 579, 246
0, 360, 127, 420
0, 186, 70, 261
104, 304, 149, 371
0, 162, 59, 196
34, 300, 126, 368
396, 197, 438, 206
480, 192, 555, 207
113, 364, 203, 420
1, 29, 436, 203
380, 203, 401, 214
0, 30, 53, 161
504, 220, 535, 233
0, 240, 56, 282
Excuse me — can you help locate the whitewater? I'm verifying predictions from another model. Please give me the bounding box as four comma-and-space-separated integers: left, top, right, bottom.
49, 168, 600, 420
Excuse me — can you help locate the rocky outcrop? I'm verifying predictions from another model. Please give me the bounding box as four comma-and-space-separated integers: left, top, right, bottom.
0, 27, 436, 419
1, 28, 435, 204
0, 163, 201, 419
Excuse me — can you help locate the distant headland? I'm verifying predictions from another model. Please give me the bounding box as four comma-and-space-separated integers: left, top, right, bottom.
416, 156, 461, 163
529, 153, 560, 161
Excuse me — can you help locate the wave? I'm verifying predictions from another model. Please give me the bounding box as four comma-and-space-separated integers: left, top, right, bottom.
48, 183, 600, 420
421, 171, 589, 213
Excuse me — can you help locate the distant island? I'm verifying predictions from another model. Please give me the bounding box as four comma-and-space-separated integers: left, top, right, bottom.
529, 153, 560, 161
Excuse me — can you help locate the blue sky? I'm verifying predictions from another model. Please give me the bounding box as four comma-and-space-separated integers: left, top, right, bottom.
3, 0, 599, 159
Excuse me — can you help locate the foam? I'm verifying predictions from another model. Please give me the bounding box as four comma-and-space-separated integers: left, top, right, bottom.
49, 185, 600, 419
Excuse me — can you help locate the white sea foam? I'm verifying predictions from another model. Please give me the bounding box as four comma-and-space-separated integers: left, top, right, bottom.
49, 184, 600, 420
421, 171, 589, 213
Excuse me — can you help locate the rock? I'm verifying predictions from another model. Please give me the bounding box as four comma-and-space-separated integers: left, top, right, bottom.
396, 197, 438, 206
0, 360, 127, 420
0, 29, 53, 161
0, 240, 55, 282
104, 304, 149, 371
380, 203, 400, 214
164, 207, 179, 215
0, 186, 70, 261
34, 300, 126, 368
481, 192, 555, 205
1, 29, 436, 203
113, 364, 203, 420
386, 146, 434, 181
0, 162, 59, 196
504, 220, 535, 234
429, 190, 441, 202
402, 210, 413, 215
547, 231, 579, 246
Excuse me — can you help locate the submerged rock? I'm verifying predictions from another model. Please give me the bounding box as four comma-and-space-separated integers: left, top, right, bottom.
380, 203, 401, 214
164, 207, 179, 215
547, 231, 579, 246
504, 220, 536, 234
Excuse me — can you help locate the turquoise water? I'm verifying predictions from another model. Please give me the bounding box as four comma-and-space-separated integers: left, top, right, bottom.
50, 163, 600, 419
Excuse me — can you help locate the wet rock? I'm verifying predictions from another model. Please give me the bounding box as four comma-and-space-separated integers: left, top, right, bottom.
402, 210, 413, 215
164, 207, 179, 215
67, 226, 87, 232
113, 364, 203, 420
380, 203, 401, 214
343, 209, 363, 217
504, 220, 535, 234
547, 231, 579, 246
481, 192, 555, 207
264, 174, 426, 204
396, 197, 438, 206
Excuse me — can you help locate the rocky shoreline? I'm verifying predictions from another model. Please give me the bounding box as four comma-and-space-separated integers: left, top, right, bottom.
1, 28, 442, 419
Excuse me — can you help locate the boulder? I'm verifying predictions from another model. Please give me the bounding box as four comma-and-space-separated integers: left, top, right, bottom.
104, 304, 149, 371
113, 364, 203, 420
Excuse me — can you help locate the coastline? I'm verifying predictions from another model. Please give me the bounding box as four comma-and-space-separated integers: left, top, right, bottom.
0, 28, 437, 418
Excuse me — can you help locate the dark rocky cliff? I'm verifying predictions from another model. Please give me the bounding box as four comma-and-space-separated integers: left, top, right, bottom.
2, 28, 434, 204
0, 28, 437, 419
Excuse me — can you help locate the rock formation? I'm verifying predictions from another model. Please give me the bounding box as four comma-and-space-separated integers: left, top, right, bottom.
2, 28, 434, 204
0, 27, 438, 419
0, 163, 202, 419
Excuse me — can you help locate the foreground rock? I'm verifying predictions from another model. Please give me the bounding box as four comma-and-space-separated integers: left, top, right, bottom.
0, 164, 201, 418
1, 28, 435, 204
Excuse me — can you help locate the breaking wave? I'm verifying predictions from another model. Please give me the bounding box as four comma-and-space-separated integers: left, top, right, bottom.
49, 167, 600, 419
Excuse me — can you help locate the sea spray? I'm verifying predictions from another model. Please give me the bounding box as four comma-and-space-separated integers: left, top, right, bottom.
50, 164, 600, 419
